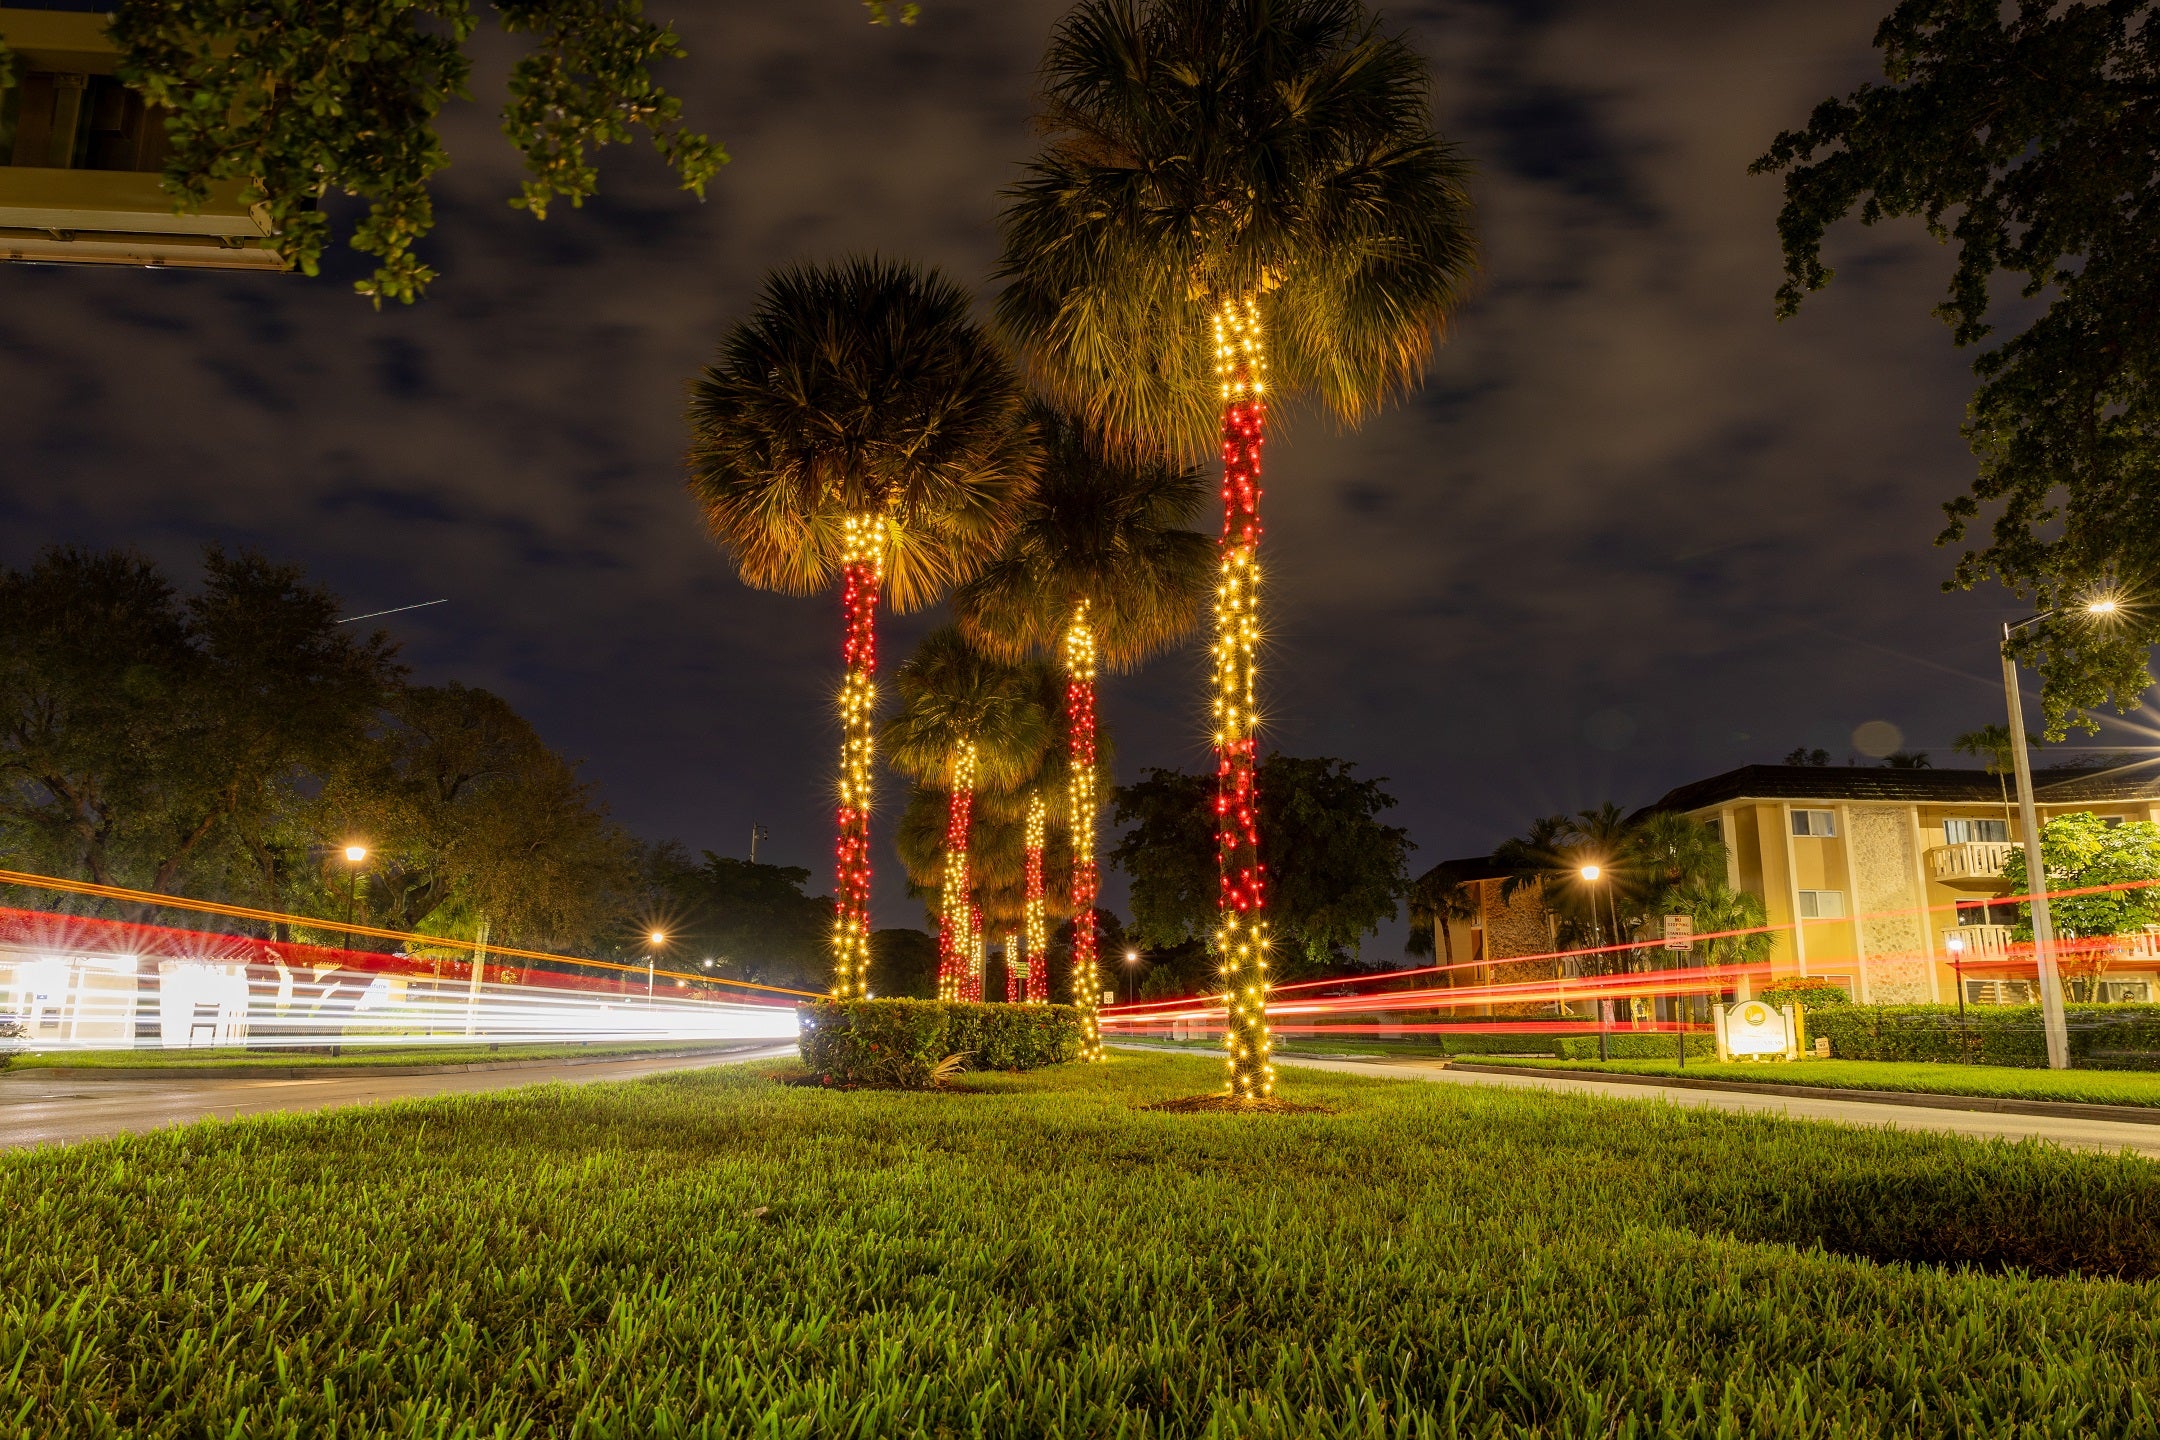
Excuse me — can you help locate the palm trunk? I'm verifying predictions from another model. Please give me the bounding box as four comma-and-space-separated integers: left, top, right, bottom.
1065, 603, 1103, 1059
1006, 932, 1024, 1003
831, 518, 881, 1000
938, 743, 978, 1002
1024, 791, 1049, 1004
968, 900, 986, 1003
1213, 296, 1274, 1099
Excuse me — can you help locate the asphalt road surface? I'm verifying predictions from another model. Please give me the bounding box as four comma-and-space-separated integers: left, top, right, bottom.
0, 1043, 798, 1150
1273, 1051, 2160, 1158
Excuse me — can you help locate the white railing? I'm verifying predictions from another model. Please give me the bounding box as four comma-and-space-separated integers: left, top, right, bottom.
1941, 924, 2013, 958
1929, 841, 2016, 885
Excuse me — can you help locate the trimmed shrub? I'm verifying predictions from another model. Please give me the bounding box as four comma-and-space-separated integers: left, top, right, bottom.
1809, 1003, 2160, 1069
799, 1000, 1082, 1086
1756, 979, 1850, 1010
1552, 1032, 1716, 1061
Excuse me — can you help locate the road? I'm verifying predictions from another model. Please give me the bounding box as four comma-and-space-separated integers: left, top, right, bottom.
0, 1043, 798, 1150
1273, 1052, 2160, 1158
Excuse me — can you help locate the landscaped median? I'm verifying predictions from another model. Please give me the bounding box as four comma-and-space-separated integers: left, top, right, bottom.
7, 1052, 2160, 1435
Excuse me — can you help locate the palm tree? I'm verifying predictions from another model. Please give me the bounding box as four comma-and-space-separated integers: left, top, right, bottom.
687, 260, 1034, 999
996, 0, 1476, 1097
1955, 724, 2021, 830
884, 628, 1056, 1001
953, 401, 1211, 1052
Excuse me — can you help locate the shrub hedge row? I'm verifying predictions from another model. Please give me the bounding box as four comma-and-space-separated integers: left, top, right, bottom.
1811, 1002, 2160, 1069
799, 999, 1082, 1086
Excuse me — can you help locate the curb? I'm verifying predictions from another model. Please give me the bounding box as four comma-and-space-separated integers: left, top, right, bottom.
0, 1044, 780, 1082
1441, 1061, 2160, 1126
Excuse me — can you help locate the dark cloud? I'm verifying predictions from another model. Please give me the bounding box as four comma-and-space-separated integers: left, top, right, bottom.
1, 0, 2113, 956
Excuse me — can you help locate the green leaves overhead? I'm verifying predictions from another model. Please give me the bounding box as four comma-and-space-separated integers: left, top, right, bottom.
686, 259, 1037, 614
106, 0, 725, 304
952, 401, 1212, 673
882, 628, 1057, 794
995, 0, 1477, 457
1754, 0, 2160, 735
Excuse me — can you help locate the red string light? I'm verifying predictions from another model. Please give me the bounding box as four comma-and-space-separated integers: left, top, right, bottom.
832, 516, 880, 1000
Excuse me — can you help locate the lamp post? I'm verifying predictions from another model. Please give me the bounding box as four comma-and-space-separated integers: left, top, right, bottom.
1580, 863, 1620, 1062
645, 930, 666, 1002
341, 845, 368, 944
2001, 595, 2116, 1071
1123, 948, 1141, 1006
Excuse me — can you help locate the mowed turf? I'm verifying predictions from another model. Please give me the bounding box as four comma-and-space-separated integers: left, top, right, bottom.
7, 1055, 2160, 1438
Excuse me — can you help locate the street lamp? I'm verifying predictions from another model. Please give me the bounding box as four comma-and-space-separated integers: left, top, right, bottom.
340, 844, 369, 943
1579, 863, 1621, 1062
2001, 594, 2118, 1070
645, 930, 666, 1000
1123, 948, 1141, 1005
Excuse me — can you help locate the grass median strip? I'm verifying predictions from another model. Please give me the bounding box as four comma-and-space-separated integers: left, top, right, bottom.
7, 1053, 2160, 1437
1467, 1055, 2160, 1108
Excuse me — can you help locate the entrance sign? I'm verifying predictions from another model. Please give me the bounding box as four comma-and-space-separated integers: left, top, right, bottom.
1715, 1000, 1799, 1061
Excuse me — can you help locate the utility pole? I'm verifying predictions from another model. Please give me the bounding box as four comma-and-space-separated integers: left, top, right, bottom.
750, 823, 769, 864
2002, 626, 2070, 1070
463, 919, 490, 1038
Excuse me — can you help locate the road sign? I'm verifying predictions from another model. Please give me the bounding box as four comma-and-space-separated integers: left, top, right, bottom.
1662, 914, 1694, 951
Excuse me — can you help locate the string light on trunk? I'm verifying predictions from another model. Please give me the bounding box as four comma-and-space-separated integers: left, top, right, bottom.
831, 514, 882, 1001
1065, 603, 1102, 1059
1212, 297, 1273, 1098
1024, 791, 1049, 1004
937, 741, 978, 1002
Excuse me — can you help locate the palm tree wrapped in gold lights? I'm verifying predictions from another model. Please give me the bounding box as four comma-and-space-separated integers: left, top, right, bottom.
884, 628, 1056, 1001
954, 401, 1210, 1057
687, 260, 1034, 998
995, 0, 1477, 1096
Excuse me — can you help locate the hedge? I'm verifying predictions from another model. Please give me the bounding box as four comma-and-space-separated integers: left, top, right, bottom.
1810, 1003, 2160, 1069
798, 999, 1082, 1086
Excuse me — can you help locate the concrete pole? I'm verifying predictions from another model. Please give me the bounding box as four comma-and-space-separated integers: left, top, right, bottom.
2002, 630, 2070, 1069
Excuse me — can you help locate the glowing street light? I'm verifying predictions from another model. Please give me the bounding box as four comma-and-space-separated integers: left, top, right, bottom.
2001, 592, 2123, 1069
1578, 863, 1619, 1061
1578, 864, 1601, 882
340, 844, 369, 941
344, 845, 368, 864
645, 930, 667, 1001
1122, 948, 1141, 1006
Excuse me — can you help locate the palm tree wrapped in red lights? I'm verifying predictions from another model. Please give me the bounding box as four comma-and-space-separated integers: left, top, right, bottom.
954, 402, 1211, 1057
687, 260, 1034, 997
884, 628, 1055, 1001
996, 0, 1477, 1094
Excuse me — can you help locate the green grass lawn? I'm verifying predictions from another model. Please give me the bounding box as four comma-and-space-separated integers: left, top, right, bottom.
8, 1053, 2160, 1437
1469, 1055, 2160, 1107
3, 1038, 769, 1072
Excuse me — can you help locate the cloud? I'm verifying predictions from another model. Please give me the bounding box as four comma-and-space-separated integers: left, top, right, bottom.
0, 0, 2078, 950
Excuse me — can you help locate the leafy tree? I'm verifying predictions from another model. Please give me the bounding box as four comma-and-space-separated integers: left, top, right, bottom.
1491, 808, 1729, 965
1656, 880, 1775, 972
1885, 751, 1933, 769
1405, 862, 1481, 961
997, 0, 1475, 1097
1753, 0, 2160, 735
869, 926, 940, 1000
686, 258, 1035, 999
2001, 811, 2160, 999
0, 1, 912, 301
1109, 755, 1412, 976
644, 846, 834, 995
1784, 748, 1830, 766
317, 683, 635, 950
0, 545, 397, 903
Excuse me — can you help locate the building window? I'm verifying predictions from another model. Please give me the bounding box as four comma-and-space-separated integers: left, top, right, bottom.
1943, 818, 2010, 844
1957, 899, 2019, 927
1966, 978, 2036, 1006
1796, 890, 1845, 919
1790, 808, 1837, 838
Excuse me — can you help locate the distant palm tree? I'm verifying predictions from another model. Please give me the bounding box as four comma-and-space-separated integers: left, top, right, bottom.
1406, 864, 1480, 964
996, 0, 1476, 1099
687, 260, 1034, 998
1955, 724, 2020, 829
884, 629, 1055, 1000
954, 402, 1210, 1049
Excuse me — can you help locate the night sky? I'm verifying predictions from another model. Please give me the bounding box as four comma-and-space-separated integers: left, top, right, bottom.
1, 0, 2108, 956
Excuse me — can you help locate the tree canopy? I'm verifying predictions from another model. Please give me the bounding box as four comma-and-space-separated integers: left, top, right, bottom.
1108, 754, 1412, 973
641, 846, 833, 994
1753, 0, 2160, 735
0, 1, 910, 303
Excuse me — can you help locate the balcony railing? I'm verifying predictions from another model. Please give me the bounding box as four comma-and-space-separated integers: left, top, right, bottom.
1928, 841, 2017, 889
1942, 924, 2013, 958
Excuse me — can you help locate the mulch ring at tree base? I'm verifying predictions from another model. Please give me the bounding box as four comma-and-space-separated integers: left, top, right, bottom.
1142, 1094, 1336, 1115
